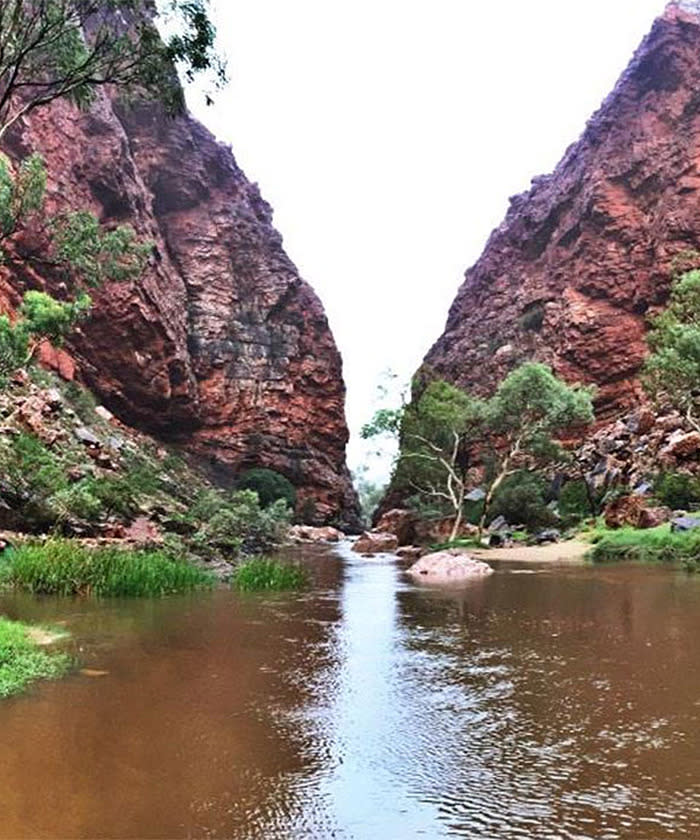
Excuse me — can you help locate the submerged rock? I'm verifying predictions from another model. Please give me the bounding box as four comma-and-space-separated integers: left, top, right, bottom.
407, 550, 493, 583
352, 531, 399, 554
288, 525, 344, 543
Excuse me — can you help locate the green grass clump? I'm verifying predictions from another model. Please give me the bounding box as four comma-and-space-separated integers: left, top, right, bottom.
232, 557, 308, 592
588, 524, 700, 567
0, 618, 70, 698
0, 539, 214, 597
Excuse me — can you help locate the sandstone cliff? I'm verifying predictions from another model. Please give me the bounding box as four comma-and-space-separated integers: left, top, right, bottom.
0, 95, 359, 527
420, 3, 700, 424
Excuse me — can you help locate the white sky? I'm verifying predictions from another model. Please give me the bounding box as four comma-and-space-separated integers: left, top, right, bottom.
189, 0, 667, 483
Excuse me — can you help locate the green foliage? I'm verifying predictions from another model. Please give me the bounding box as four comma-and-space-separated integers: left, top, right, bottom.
487, 362, 594, 453
232, 557, 308, 592
0, 152, 45, 238
0, 291, 91, 383
488, 471, 558, 531
559, 479, 594, 523
0, 153, 150, 385
654, 472, 700, 511
644, 270, 700, 427
0, 539, 213, 597
236, 468, 296, 509
0, 617, 70, 698
49, 482, 103, 523
52, 212, 150, 287
193, 490, 290, 557
0, 1, 226, 138
589, 524, 700, 566
0, 432, 68, 506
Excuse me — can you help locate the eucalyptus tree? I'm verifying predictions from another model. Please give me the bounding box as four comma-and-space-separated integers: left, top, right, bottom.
479, 363, 594, 536
644, 269, 700, 431
0, 0, 226, 138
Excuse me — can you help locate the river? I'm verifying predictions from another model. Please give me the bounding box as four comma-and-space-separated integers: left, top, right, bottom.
1, 542, 700, 838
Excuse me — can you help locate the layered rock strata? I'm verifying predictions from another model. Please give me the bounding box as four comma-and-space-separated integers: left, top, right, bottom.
420, 3, 700, 423
0, 95, 359, 527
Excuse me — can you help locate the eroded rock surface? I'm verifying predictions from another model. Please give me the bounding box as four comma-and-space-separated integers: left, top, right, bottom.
419, 4, 700, 424
0, 94, 359, 527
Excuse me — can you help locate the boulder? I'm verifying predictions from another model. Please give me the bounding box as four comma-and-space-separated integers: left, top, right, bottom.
288, 524, 345, 543
74, 426, 100, 446
604, 494, 646, 529
352, 531, 398, 554
396, 545, 423, 561
534, 529, 561, 544
407, 550, 493, 583
374, 508, 417, 545
661, 431, 700, 462
671, 516, 700, 533
637, 506, 672, 529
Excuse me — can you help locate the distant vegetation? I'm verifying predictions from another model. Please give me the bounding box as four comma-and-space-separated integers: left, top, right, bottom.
236, 468, 297, 510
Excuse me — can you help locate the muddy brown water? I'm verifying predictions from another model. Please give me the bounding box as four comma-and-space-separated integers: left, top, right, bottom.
2, 543, 700, 839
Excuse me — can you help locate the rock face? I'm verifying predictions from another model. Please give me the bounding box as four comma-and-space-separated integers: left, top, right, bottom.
419, 3, 700, 424
0, 94, 360, 527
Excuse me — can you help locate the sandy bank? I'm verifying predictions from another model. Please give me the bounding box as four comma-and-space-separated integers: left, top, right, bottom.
471, 539, 590, 564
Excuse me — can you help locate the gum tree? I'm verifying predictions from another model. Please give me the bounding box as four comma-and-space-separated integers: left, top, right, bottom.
643, 269, 700, 430
0, 0, 226, 139
363, 379, 486, 542
479, 362, 594, 537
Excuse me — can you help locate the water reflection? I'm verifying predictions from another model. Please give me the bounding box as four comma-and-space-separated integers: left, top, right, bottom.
1, 548, 700, 838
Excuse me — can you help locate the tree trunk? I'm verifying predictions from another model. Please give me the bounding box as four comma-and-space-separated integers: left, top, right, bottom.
449, 503, 463, 543
478, 466, 509, 542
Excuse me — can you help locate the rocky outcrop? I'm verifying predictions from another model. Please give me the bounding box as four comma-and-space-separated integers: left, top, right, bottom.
0, 92, 359, 527
419, 3, 700, 425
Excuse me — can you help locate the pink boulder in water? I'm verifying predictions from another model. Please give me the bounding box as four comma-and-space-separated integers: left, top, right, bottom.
407, 550, 493, 583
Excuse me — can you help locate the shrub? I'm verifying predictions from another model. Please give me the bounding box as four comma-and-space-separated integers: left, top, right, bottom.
0, 618, 71, 698
0, 539, 213, 597
232, 557, 308, 592
49, 483, 104, 523
193, 490, 291, 557
653, 472, 700, 511
85, 475, 138, 519
488, 472, 558, 532
589, 525, 700, 565
236, 468, 296, 509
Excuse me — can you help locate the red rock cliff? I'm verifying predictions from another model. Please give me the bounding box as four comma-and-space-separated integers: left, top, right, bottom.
420, 3, 700, 422
0, 95, 360, 527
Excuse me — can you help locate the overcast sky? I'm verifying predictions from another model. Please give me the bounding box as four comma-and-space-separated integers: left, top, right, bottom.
189, 0, 667, 482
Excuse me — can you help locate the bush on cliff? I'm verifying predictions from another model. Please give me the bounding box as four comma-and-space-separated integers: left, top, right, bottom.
191, 489, 291, 558
644, 269, 700, 430
236, 468, 297, 509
